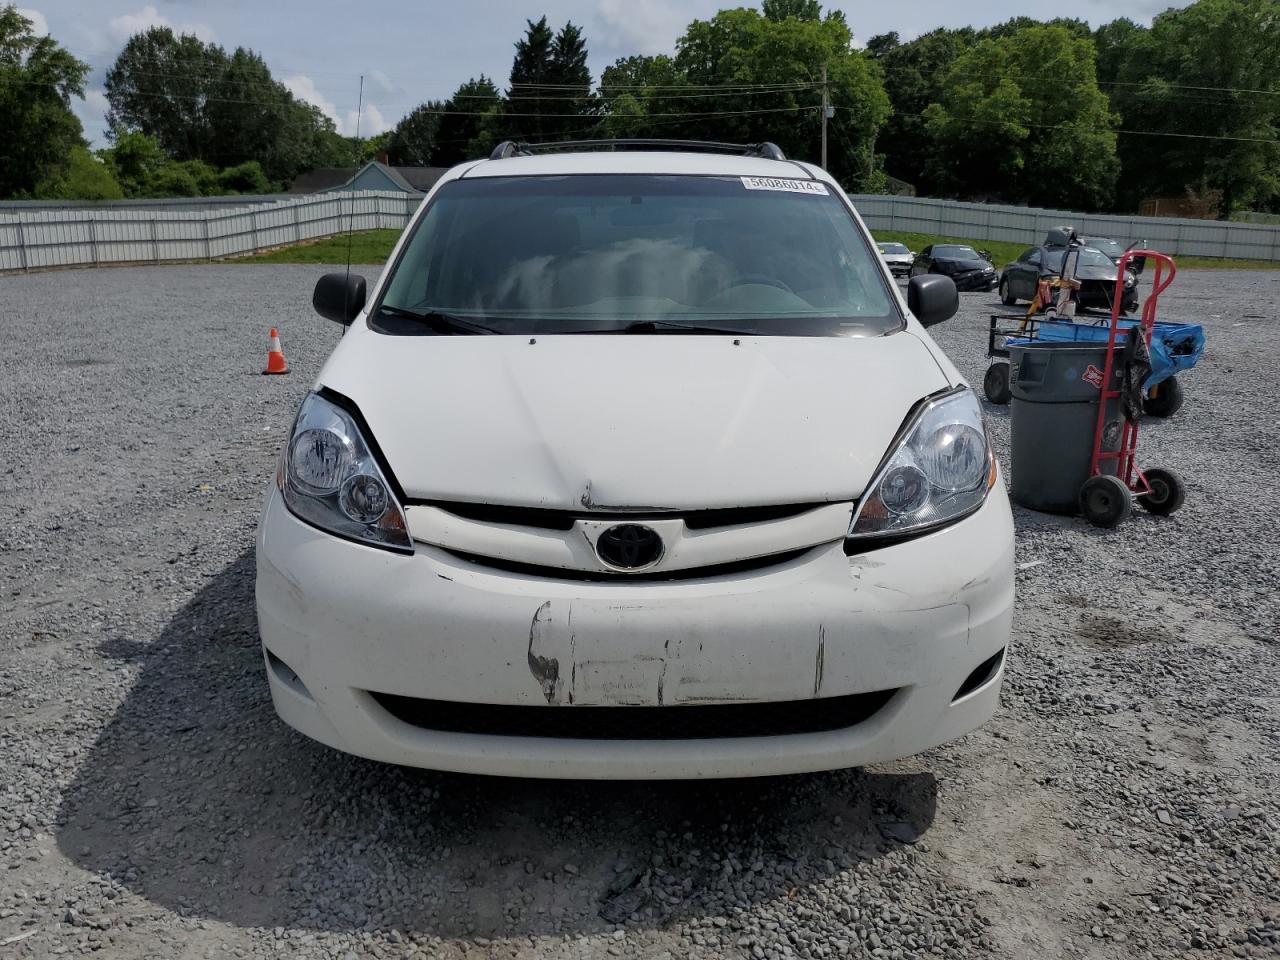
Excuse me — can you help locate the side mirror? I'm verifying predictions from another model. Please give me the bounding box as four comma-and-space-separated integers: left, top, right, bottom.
908, 273, 958, 327
312, 272, 367, 326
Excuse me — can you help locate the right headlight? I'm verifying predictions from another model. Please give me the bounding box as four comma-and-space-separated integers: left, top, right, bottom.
280, 392, 412, 553
848, 387, 997, 540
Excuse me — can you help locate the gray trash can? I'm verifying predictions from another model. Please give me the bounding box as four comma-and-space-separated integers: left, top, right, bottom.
1009, 342, 1124, 513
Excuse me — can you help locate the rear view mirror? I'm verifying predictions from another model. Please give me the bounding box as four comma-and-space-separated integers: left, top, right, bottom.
313, 272, 367, 326
908, 274, 958, 327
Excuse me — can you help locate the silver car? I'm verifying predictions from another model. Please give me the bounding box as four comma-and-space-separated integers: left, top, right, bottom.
877, 241, 914, 278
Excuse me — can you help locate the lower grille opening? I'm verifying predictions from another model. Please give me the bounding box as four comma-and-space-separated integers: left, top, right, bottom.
370, 689, 899, 740
953, 647, 1005, 701
265, 648, 313, 700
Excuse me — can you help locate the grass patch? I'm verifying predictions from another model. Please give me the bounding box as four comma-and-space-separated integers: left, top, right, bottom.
232, 229, 400, 265
232, 225, 1279, 272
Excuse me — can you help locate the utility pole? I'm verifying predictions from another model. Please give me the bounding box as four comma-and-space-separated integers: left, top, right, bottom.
820, 63, 829, 169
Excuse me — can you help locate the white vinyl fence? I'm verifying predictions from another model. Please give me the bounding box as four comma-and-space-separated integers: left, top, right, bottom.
848, 194, 1280, 262
0, 191, 419, 273
4, 189, 1280, 272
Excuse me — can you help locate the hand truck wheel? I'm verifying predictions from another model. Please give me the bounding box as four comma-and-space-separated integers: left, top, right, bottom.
1079, 475, 1132, 528
983, 363, 1012, 404
1143, 377, 1184, 418
1137, 467, 1185, 515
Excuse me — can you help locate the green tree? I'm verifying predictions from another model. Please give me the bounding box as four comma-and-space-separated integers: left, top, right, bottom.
217, 160, 271, 194
105, 26, 345, 186
598, 54, 681, 138
505, 16, 556, 141
386, 101, 444, 166
100, 129, 167, 196
1109, 0, 1280, 217
672, 6, 890, 188
867, 28, 972, 192
0, 5, 89, 198
37, 146, 124, 200
545, 23, 593, 140
762, 0, 823, 21
1092, 17, 1144, 88
433, 76, 501, 165
923, 24, 1119, 209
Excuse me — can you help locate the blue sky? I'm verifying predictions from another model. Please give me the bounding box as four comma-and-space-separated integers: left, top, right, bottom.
17, 0, 1179, 148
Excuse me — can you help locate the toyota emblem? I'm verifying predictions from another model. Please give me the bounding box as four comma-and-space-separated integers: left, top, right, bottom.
595, 524, 663, 570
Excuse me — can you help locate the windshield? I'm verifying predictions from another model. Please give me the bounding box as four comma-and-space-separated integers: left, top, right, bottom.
933, 245, 981, 260
878, 242, 910, 254
376, 174, 900, 336
1043, 247, 1118, 272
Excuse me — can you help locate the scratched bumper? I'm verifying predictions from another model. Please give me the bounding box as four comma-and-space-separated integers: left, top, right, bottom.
255, 486, 1014, 779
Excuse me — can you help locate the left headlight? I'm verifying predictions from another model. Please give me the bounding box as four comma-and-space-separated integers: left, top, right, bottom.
848, 387, 997, 541
279, 392, 412, 553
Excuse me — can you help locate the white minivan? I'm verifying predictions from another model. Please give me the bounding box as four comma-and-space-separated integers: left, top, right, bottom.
256, 140, 1015, 779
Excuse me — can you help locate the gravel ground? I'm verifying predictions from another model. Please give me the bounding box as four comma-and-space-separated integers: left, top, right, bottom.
1, 263, 1277, 960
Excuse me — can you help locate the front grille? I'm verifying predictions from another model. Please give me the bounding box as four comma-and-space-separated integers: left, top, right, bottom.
443, 546, 813, 581
421, 500, 821, 532
369, 688, 898, 740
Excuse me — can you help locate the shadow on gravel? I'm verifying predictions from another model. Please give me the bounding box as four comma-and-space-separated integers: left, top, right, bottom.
57, 548, 937, 939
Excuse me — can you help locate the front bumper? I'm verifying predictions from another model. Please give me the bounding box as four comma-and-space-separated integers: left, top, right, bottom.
255, 487, 1015, 779
952, 270, 999, 292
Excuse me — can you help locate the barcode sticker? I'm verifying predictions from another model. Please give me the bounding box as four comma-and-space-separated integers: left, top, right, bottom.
740, 176, 829, 195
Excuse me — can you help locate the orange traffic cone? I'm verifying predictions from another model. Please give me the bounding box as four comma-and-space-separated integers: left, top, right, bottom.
263, 327, 289, 375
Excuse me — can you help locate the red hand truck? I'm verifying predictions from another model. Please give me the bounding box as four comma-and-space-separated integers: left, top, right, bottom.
1079, 250, 1187, 527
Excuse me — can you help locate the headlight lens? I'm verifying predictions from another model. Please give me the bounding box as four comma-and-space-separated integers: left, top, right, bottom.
848, 388, 995, 540
282, 392, 412, 553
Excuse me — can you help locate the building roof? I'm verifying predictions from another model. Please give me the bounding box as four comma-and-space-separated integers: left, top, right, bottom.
288, 161, 449, 195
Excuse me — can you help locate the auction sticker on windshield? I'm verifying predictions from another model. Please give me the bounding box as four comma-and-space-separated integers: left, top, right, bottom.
740, 176, 829, 195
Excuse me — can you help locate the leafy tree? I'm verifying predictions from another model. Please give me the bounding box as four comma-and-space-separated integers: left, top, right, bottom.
545, 23, 593, 140
762, 0, 823, 22
1109, 0, 1280, 217
0, 5, 89, 198
386, 100, 444, 166
671, 6, 889, 188
505, 16, 556, 141
100, 129, 167, 196
598, 54, 681, 138
37, 146, 124, 200
1092, 18, 1144, 88
867, 28, 972, 191
923, 24, 1118, 209
433, 76, 501, 165
105, 26, 347, 185
217, 160, 271, 194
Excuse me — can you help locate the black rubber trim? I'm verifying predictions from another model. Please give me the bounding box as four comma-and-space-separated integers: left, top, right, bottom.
369, 688, 898, 740
416, 500, 825, 532
441, 546, 815, 582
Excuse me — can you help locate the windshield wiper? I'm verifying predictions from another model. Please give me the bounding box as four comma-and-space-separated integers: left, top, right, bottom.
607, 320, 756, 336
376, 305, 497, 335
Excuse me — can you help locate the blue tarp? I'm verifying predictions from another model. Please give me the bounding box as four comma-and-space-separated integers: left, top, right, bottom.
1006, 318, 1205, 389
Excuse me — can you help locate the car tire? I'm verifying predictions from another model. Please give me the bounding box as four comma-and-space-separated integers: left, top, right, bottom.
1143, 377, 1184, 418
999, 278, 1016, 306
983, 363, 1012, 404
1136, 467, 1186, 516
1079, 474, 1132, 528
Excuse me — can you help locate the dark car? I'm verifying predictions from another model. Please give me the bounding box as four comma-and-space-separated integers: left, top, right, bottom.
909, 244, 998, 292
999, 246, 1139, 314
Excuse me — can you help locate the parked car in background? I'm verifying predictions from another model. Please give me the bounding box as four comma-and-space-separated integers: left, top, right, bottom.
1045, 228, 1147, 273
876, 241, 914, 277
257, 139, 1015, 780
999, 245, 1139, 314
910, 244, 998, 292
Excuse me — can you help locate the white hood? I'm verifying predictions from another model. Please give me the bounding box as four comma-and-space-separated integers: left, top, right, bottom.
318, 328, 953, 510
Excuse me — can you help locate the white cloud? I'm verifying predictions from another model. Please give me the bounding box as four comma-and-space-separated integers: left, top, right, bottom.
594, 0, 691, 55
286, 73, 391, 137
108, 5, 215, 43
367, 69, 398, 95
16, 7, 49, 35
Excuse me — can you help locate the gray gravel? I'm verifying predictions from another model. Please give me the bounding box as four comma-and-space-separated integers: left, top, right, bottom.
1, 263, 1277, 959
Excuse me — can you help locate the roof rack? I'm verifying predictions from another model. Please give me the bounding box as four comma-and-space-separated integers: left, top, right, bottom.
488, 139, 787, 162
